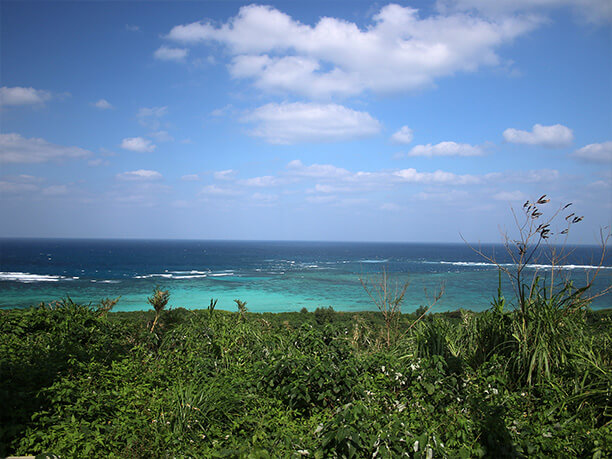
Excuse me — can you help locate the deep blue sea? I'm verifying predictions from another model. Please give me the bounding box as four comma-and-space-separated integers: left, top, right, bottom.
1, 239, 610, 313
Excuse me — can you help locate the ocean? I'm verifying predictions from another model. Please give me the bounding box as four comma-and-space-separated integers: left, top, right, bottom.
1, 239, 610, 313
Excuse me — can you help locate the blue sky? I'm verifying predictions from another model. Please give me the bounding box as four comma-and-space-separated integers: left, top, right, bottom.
1, 0, 610, 243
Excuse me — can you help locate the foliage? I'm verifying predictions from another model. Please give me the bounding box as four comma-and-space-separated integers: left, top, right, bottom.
1, 301, 610, 457
147, 286, 170, 333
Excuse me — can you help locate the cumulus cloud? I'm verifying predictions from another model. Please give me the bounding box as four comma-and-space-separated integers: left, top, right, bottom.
503, 123, 573, 148
165, 4, 537, 98
572, 141, 612, 163
286, 159, 352, 179
116, 169, 162, 181
391, 126, 414, 144
0, 133, 92, 163
240, 175, 284, 187
154, 45, 188, 61
244, 102, 381, 144
394, 168, 480, 185
287, 159, 480, 188
0, 86, 53, 107
92, 99, 113, 110
309, 183, 354, 194
120, 137, 156, 153
407, 141, 484, 157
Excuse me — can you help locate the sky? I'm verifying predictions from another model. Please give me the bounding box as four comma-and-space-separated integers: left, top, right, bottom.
1, 0, 611, 243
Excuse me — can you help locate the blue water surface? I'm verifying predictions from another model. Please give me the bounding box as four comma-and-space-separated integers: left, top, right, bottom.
1, 239, 610, 312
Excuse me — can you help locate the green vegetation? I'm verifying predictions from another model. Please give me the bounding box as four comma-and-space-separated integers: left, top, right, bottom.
0, 299, 610, 457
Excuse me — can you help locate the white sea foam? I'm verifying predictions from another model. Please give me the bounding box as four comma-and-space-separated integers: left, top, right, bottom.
0, 272, 74, 283
134, 272, 207, 279
359, 259, 389, 263
134, 273, 174, 279
436, 261, 611, 270
172, 274, 208, 279
209, 272, 234, 277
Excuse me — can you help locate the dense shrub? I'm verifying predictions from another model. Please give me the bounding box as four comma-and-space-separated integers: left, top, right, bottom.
0, 301, 610, 457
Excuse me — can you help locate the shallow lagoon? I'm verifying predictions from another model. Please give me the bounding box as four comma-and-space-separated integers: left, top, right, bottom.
1, 239, 610, 312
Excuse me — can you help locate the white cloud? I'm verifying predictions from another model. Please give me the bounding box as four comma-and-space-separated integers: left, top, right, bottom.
288, 159, 481, 188
240, 175, 283, 187
245, 102, 381, 144
120, 137, 156, 153
309, 183, 353, 194
92, 99, 113, 110
154, 45, 188, 62
287, 159, 352, 179
436, 0, 612, 24
391, 126, 414, 144
493, 190, 528, 201
572, 141, 612, 163
394, 168, 480, 184
503, 123, 573, 148
408, 141, 484, 157
181, 174, 200, 181
116, 169, 162, 181
214, 169, 237, 180
0, 86, 52, 107
165, 4, 537, 98
0, 133, 92, 163
125, 24, 140, 32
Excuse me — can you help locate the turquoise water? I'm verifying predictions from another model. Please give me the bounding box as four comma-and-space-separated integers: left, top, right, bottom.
1, 239, 610, 313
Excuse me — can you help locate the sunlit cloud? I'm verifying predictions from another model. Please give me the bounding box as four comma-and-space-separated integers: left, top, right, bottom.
0, 86, 52, 106
503, 123, 573, 148
165, 4, 538, 98
120, 137, 156, 153
572, 141, 612, 163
